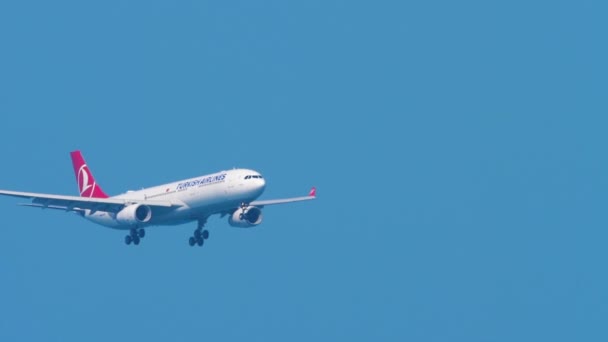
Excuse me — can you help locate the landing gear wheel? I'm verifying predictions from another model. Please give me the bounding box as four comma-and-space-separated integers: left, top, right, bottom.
193, 218, 209, 248
138, 229, 146, 238
125, 235, 132, 245
133, 236, 140, 245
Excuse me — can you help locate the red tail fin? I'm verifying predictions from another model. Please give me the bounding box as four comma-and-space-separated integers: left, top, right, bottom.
70, 151, 109, 198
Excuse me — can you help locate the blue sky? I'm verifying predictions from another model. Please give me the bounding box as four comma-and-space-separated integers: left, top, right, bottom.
0, 1, 606, 341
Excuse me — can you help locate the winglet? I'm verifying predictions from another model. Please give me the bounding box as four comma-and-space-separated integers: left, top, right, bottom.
309, 187, 316, 197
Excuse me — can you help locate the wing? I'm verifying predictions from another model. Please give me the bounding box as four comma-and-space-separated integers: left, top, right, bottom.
250, 187, 316, 207
0, 189, 179, 212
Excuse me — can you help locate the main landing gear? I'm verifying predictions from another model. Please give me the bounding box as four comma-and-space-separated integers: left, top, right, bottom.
189, 220, 209, 247
125, 228, 146, 246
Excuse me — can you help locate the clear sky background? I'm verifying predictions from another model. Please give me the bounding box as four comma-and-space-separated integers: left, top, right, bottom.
0, 1, 606, 341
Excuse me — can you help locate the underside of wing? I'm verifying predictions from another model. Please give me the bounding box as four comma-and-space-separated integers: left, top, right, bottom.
0, 190, 180, 213
250, 187, 316, 208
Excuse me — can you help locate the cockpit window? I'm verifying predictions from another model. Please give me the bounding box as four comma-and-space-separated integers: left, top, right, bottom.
245, 175, 264, 180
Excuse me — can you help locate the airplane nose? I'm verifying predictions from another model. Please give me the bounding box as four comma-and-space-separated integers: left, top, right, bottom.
259, 178, 266, 190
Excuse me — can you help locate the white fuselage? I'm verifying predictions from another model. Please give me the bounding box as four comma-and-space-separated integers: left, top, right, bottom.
85, 168, 266, 229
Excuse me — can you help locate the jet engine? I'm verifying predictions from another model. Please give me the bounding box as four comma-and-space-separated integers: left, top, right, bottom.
229, 206, 263, 228
116, 204, 152, 225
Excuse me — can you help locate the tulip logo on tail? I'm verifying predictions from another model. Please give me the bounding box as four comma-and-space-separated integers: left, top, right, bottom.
78, 164, 96, 197
70, 150, 109, 198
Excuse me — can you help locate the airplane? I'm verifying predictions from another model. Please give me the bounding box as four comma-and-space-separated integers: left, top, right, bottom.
0, 151, 316, 247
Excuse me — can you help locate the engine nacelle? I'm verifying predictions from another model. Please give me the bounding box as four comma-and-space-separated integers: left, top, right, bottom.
116, 204, 152, 225
229, 206, 263, 228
